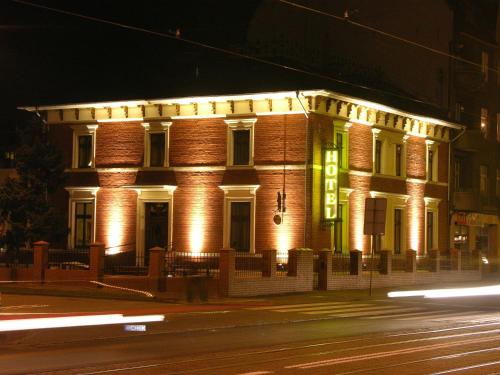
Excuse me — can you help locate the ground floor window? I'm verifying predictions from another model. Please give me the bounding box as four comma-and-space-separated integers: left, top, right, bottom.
426, 211, 434, 251
74, 201, 93, 248
230, 202, 251, 252
394, 209, 402, 254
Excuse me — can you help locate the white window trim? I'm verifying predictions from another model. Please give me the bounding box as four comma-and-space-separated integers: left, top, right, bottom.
370, 191, 409, 253
71, 125, 98, 169
224, 118, 256, 167
65, 187, 99, 249
131, 186, 176, 266
372, 128, 407, 178
333, 120, 350, 170
425, 140, 439, 183
219, 185, 259, 253
424, 197, 440, 253
142, 122, 172, 168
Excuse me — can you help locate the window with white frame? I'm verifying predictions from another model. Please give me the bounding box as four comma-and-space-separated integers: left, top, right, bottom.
372, 128, 406, 177
220, 185, 258, 253
480, 165, 488, 196
72, 125, 97, 169
482, 51, 489, 82
426, 140, 438, 182
424, 198, 440, 252
66, 188, 98, 249
481, 108, 488, 138
142, 122, 171, 168
333, 121, 349, 169
225, 118, 256, 166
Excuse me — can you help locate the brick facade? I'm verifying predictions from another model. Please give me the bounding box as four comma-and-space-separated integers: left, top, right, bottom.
44, 91, 456, 261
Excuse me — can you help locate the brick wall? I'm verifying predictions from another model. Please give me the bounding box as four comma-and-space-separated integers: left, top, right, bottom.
169, 119, 226, 166
48, 124, 73, 168
96, 122, 144, 167
349, 123, 372, 172
406, 137, 426, 179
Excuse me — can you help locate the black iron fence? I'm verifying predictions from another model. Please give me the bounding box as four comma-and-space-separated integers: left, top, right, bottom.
47, 248, 90, 270
235, 252, 262, 277
0, 249, 33, 267
104, 251, 147, 276
332, 253, 351, 275
362, 254, 380, 272
165, 251, 220, 278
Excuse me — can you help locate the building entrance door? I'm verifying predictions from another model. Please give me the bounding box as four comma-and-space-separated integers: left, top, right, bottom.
145, 202, 168, 265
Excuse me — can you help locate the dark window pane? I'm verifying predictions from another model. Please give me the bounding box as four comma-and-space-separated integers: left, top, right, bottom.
395, 144, 402, 177
336, 133, 343, 168
334, 204, 343, 253
150, 133, 165, 167
394, 209, 401, 254
230, 202, 251, 252
233, 130, 250, 165
75, 202, 93, 248
427, 211, 434, 251
78, 135, 92, 168
375, 140, 382, 174
428, 150, 434, 180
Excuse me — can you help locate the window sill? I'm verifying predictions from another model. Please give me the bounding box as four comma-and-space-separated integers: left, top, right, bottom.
372, 173, 406, 181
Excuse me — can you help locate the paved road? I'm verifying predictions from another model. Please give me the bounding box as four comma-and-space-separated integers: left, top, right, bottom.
1, 290, 500, 374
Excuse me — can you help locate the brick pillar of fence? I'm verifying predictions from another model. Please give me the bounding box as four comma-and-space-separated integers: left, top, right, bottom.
90, 243, 105, 280
262, 249, 277, 278
219, 248, 235, 297
318, 249, 332, 290
429, 249, 440, 272
33, 241, 49, 283
451, 248, 461, 272
295, 248, 313, 281
406, 250, 416, 273
287, 249, 298, 276
350, 250, 362, 276
148, 247, 166, 292
379, 250, 392, 275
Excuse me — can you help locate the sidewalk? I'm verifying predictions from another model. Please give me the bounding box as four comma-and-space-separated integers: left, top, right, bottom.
1, 274, 499, 306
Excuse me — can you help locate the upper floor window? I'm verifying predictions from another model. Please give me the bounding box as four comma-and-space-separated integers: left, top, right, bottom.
481, 51, 489, 82
142, 122, 171, 168
72, 125, 97, 169
225, 118, 256, 167
496, 169, 500, 197
375, 139, 382, 174
481, 108, 488, 138
426, 140, 438, 182
395, 144, 402, 177
497, 113, 500, 143
334, 121, 349, 170
480, 165, 488, 195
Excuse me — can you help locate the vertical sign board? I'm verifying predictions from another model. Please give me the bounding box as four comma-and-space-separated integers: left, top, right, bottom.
323, 147, 339, 222
364, 198, 387, 235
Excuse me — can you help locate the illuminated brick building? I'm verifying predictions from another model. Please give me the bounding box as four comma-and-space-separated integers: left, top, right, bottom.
23, 90, 462, 263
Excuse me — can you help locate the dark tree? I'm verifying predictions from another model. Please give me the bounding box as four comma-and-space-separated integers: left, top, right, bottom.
0, 113, 66, 255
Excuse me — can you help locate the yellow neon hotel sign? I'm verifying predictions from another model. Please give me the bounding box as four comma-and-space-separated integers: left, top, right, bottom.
323, 147, 338, 222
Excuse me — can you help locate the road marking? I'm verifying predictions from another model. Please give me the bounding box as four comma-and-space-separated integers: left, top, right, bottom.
275, 303, 373, 313
430, 359, 500, 374
304, 305, 401, 315
332, 307, 423, 318
363, 309, 453, 319
247, 301, 357, 310
0, 304, 49, 310
397, 311, 483, 320
237, 372, 273, 375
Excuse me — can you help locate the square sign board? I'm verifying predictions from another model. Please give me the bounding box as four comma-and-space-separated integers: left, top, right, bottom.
363, 198, 387, 235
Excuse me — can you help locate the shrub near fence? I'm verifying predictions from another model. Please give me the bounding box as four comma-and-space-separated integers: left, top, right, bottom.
0, 249, 33, 267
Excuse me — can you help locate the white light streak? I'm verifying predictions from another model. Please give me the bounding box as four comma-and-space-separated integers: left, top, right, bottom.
0, 313, 164, 332
388, 284, 500, 299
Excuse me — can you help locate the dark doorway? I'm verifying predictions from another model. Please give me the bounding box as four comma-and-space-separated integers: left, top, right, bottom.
230, 201, 251, 252
145, 202, 169, 265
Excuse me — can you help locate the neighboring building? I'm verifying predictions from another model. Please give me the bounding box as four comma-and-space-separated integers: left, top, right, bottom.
22, 90, 461, 264
449, 0, 500, 267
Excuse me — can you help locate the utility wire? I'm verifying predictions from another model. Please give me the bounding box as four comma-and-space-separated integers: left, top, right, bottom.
12, 0, 447, 111
278, 0, 498, 76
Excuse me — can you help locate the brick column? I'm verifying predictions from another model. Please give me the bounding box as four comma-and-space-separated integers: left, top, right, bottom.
350, 250, 362, 276
294, 248, 313, 283
89, 243, 105, 280
33, 241, 49, 283
451, 248, 461, 272
429, 249, 440, 272
218, 248, 235, 297
379, 250, 392, 275
318, 249, 332, 290
148, 247, 166, 292
261, 249, 276, 278
406, 250, 416, 273
287, 249, 298, 276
